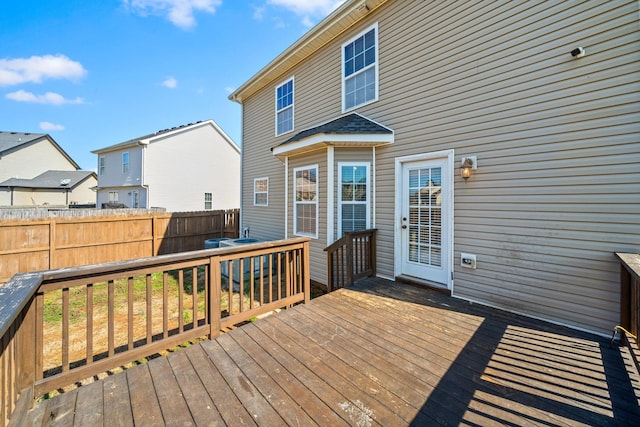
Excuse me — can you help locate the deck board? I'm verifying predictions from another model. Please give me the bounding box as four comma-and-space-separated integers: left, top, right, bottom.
21, 278, 640, 426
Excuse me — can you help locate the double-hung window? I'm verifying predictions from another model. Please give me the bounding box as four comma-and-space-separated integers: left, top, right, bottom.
122, 152, 129, 174
338, 163, 370, 236
342, 23, 378, 111
275, 78, 294, 135
294, 165, 318, 238
108, 191, 118, 203
204, 192, 212, 210
98, 156, 105, 175
254, 177, 268, 206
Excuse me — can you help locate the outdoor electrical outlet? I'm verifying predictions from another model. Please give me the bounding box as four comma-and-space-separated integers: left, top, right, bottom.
461, 253, 476, 269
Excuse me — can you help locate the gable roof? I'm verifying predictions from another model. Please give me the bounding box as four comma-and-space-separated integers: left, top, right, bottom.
0, 131, 80, 169
91, 119, 240, 155
0, 170, 96, 190
272, 113, 393, 158
229, 0, 389, 104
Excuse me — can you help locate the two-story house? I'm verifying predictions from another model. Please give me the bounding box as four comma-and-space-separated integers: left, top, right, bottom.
92, 120, 241, 212
230, 0, 640, 335
0, 131, 97, 207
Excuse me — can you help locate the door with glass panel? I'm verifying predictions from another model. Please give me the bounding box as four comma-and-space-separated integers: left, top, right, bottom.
400, 159, 450, 285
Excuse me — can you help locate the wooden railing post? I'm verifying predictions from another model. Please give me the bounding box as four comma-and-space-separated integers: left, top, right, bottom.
345, 232, 354, 288
303, 241, 310, 304
209, 256, 221, 339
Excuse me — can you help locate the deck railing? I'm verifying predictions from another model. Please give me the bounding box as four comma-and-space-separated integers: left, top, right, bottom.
0, 237, 310, 427
324, 229, 376, 291
616, 252, 640, 372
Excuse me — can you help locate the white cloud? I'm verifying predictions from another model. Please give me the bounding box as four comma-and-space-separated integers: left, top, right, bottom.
267, 0, 344, 16
40, 122, 65, 131
0, 54, 87, 86
162, 76, 178, 88
224, 86, 234, 94
6, 90, 84, 105
253, 5, 266, 20
124, 0, 221, 29
262, 0, 346, 27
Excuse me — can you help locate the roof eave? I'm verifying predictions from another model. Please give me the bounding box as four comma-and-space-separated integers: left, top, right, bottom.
272, 132, 393, 159
229, 0, 388, 104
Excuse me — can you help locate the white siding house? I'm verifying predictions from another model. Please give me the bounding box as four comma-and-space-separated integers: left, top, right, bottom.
91, 120, 241, 212
230, 0, 640, 335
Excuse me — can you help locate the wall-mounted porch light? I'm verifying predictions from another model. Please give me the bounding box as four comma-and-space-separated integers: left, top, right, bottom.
461, 156, 477, 180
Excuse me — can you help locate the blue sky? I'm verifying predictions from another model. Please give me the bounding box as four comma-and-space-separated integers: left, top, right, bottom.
0, 0, 345, 170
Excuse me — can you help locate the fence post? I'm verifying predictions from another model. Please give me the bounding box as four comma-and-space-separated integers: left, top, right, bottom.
303, 241, 311, 304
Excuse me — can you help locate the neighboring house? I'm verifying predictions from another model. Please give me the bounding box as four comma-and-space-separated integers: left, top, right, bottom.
0, 170, 97, 207
91, 120, 241, 212
0, 131, 95, 206
229, 0, 640, 335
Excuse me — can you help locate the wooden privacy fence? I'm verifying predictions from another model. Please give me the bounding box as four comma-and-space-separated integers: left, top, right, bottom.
0, 237, 310, 427
0, 209, 239, 285
324, 229, 376, 291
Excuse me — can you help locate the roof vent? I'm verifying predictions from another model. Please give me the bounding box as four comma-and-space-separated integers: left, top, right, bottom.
60, 178, 71, 186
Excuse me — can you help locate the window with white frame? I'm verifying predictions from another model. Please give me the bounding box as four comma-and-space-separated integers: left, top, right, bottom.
204, 192, 212, 210
122, 152, 129, 174
98, 156, 105, 175
275, 78, 294, 135
108, 191, 118, 202
343, 23, 378, 111
339, 163, 370, 236
254, 177, 269, 206
294, 165, 318, 238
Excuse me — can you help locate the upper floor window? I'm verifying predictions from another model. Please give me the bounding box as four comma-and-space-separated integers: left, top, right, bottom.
122, 152, 129, 174
254, 177, 269, 206
98, 156, 105, 175
294, 165, 318, 238
339, 163, 370, 236
276, 78, 294, 135
342, 23, 378, 111
204, 192, 212, 210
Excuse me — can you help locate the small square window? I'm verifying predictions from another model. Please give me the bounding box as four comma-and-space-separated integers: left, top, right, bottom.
254, 177, 269, 206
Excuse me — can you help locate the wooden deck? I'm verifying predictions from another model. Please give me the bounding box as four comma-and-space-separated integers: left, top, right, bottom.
22, 278, 640, 426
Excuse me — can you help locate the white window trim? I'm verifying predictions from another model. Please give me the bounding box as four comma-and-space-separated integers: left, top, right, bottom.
338, 162, 371, 237
254, 177, 269, 206
275, 76, 295, 136
98, 156, 105, 176
341, 22, 379, 113
293, 164, 319, 239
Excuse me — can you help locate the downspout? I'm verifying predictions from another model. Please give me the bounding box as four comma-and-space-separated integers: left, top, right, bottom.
141, 143, 149, 208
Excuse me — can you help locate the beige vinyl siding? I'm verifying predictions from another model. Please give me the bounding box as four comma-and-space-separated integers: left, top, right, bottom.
288, 150, 328, 286
240, 88, 287, 241
370, 0, 639, 334
238, 0, 639, 334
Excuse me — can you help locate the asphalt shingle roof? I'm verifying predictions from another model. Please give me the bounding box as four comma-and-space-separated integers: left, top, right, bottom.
0, 170, 94, 189
0, 131, 46, 154
280, 113, 393, 146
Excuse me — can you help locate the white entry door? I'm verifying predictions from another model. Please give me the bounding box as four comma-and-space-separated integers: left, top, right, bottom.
399, 158, 451, 286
